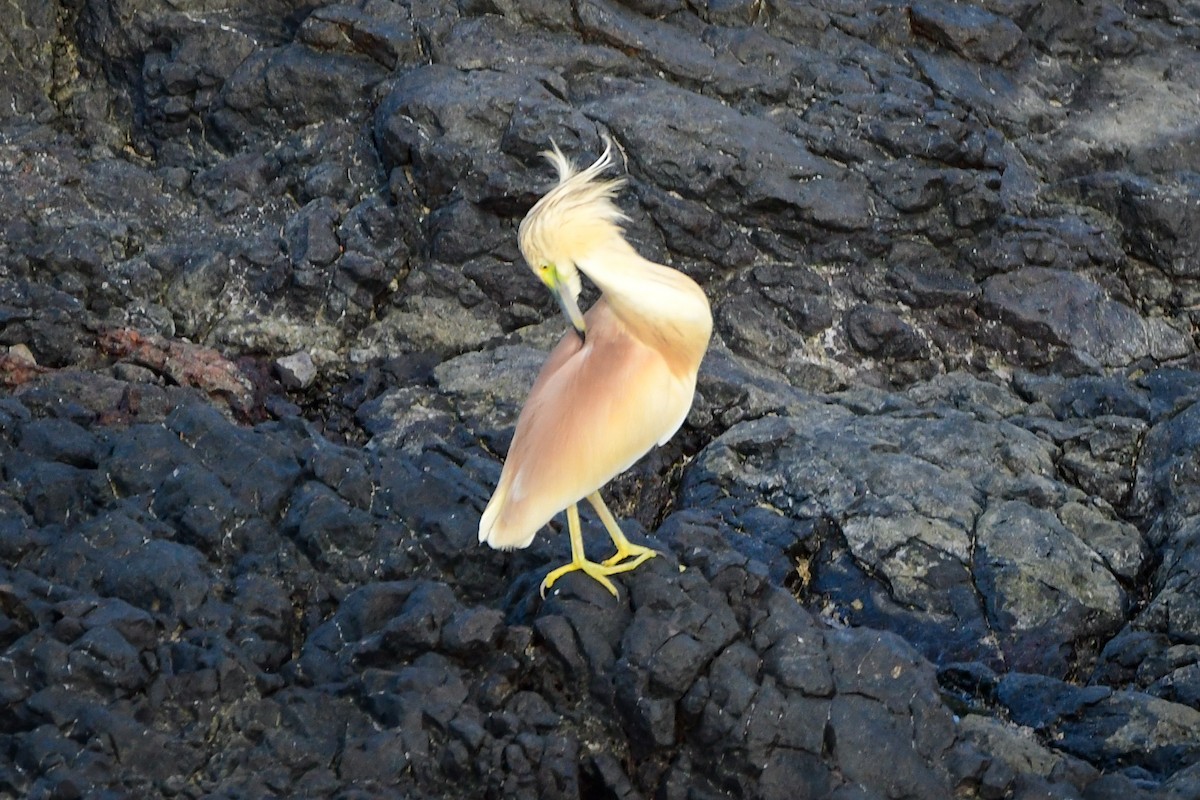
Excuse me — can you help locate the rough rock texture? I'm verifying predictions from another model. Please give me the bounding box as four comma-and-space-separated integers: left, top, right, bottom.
3, 0, 1200, 797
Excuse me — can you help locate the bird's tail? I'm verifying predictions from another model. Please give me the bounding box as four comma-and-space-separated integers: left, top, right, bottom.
478, 486, 538, 550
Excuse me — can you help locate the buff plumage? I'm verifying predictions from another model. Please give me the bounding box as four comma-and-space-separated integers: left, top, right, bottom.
479, 138, 712, 598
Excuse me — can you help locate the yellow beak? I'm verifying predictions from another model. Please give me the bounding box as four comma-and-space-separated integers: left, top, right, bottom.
544, 267, 587, 338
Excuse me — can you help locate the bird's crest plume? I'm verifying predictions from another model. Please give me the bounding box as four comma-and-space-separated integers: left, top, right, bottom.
518, 136, 629, 276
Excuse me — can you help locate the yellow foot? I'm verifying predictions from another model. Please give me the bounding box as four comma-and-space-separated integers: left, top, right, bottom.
601, 542, 658, 569
540, 554, 654, 598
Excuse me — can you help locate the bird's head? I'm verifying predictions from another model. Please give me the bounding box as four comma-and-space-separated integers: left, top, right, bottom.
518, 137, 628, 338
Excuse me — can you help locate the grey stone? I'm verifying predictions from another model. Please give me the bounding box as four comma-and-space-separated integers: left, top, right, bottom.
999, 674, 1200, 779
982, 268, 1151, 368
911, 1, 1025, 64
275, 350, 318, 390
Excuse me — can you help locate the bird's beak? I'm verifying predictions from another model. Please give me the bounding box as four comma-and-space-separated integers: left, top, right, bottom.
543, 266, 587, 338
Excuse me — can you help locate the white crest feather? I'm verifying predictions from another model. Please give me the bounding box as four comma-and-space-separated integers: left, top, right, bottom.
518, 136, 630, 274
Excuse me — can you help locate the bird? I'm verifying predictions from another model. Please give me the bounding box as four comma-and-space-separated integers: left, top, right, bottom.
478, 137, 713, 598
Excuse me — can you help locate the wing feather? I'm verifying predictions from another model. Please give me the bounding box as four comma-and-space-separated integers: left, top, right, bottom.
479, 302, 692, 549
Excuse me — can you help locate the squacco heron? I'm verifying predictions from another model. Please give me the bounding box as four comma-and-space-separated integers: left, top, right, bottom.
478, 139, 713, 598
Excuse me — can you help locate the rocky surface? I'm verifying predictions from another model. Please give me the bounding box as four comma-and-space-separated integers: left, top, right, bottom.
2, 0, 1200, 797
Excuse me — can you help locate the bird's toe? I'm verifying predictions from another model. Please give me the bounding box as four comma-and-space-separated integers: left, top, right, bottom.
601, 545, 658, 569
540, 561, 621, 598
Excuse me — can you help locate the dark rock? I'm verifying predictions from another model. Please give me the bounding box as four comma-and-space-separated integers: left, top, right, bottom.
1112, 398, 1200, 695
15, 418, 103, 469
98, 539, 210, 620
682, 398, 1137, 676
8, 460, 95, 527
213, 44, 388, 148
1147, 660, 1200, 708
1112, 175, 1200, 278
301, 437, 376, 510
374, 64, 550, 204
298, 0, 422, 70
0, 281, 92, 368
999, 674, 1200, 779
588, 79, 871, 236
716, 264, 837, 387
845, 304, 927, 361
1140, 369, 1200, 422
982, 268, 1151, 368
284, 197, 342, 270
974, 499, 1125, 674
1014, 373, 1152, 422
282, 480, 382, 576
0, 0, 58, 123
910, 1, 1025, 64
441, 606, 505, 656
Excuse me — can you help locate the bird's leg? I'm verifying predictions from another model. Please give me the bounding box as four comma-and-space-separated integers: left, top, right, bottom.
540, 504, 617, 597
540, 502, 656, 598
587, 492, 659, 569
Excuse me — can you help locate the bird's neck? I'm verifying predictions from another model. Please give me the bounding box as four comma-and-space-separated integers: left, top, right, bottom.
578, 239, 713, 376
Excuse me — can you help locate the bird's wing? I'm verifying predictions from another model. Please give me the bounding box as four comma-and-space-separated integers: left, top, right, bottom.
479, 301, 693, 549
